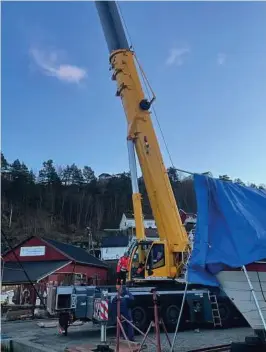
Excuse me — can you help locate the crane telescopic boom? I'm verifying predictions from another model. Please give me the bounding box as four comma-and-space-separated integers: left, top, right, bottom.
95, 1, 189, 280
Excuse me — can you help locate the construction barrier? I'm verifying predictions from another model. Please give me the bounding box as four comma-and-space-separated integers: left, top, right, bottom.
100, 298, 108, 321
94, 296, 109, 321
94, 290, 111, 352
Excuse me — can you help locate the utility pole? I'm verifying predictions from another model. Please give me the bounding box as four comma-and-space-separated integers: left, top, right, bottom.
86, 226, 95, 256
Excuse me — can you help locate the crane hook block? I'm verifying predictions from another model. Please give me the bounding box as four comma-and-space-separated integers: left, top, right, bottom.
139, 99, 151, 111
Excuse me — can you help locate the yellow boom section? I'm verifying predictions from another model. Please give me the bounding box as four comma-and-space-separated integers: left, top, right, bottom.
110, 49, 188, 252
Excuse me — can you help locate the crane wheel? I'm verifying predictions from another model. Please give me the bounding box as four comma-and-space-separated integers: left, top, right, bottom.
131, 306, 147, 332
217, 300, 232, 328
163, 304, 183, 332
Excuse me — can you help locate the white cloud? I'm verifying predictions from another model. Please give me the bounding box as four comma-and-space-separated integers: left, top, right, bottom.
217, 53, 226, 66
166, 47, 190, 66
29, 48, 87, 83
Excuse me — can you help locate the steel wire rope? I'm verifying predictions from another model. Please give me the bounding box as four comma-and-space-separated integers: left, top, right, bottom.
117, 4, 236, 180
117, 2, 178, 171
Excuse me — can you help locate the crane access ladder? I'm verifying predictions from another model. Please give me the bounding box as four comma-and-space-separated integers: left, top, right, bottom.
208, 293, 222, 328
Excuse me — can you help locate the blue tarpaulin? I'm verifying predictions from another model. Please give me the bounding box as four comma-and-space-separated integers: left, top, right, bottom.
187, 175, 266, 286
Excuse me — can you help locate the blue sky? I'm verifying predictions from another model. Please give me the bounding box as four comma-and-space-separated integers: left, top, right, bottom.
2, 1, 266, 184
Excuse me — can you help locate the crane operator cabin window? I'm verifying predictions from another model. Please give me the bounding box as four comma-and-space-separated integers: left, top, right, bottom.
150, 244, 165, 269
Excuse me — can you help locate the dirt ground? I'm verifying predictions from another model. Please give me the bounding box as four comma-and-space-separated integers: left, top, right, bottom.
1, 318, 254, 352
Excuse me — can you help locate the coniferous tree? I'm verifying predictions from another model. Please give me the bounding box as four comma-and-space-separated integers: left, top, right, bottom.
39, 160, 60, 185
1, 151, 264, 245
1, 152, 9, 170
83, 166, 96, 184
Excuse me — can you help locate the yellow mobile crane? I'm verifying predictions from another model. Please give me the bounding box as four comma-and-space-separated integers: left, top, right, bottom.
49, 1, 245, 334
50, 4, 246, 334
95, 2, 189, 283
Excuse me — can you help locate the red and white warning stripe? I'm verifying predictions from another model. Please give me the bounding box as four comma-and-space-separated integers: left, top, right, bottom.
100, 299, 108, 321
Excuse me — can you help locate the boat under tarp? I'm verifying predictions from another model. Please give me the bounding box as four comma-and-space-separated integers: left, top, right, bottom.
188, 175, 266, 287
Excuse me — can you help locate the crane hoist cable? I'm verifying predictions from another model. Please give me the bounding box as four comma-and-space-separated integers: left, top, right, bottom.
127, 0, 217, 182
117, 4, 215, 179
116, 2, 177, 171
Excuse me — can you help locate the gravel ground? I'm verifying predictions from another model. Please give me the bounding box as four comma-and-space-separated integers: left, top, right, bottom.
1, 319, 253, 352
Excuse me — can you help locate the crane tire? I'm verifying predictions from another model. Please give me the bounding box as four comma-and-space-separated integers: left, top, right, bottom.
217, 300, 232, 328
131, 306, 147, 332
163, 304, 183, 332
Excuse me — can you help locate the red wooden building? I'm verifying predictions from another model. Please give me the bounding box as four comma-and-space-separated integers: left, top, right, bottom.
2, 236, 108, 305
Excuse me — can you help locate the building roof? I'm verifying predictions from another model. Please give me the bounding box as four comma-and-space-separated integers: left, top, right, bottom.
123, 212, 154, 220
98, 173, 112, 179
101, 235, 129, 248
2, 260, 70, 285
44, 238, 108, 268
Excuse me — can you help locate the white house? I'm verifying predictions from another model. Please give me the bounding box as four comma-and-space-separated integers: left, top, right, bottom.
100, 234, 130, 261
119, 212, 156, 231
101, 213, 159, 262
100, 229, 159, 261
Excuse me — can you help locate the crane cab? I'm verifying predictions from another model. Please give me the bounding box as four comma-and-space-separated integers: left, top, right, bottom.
127, 240, 180, 282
